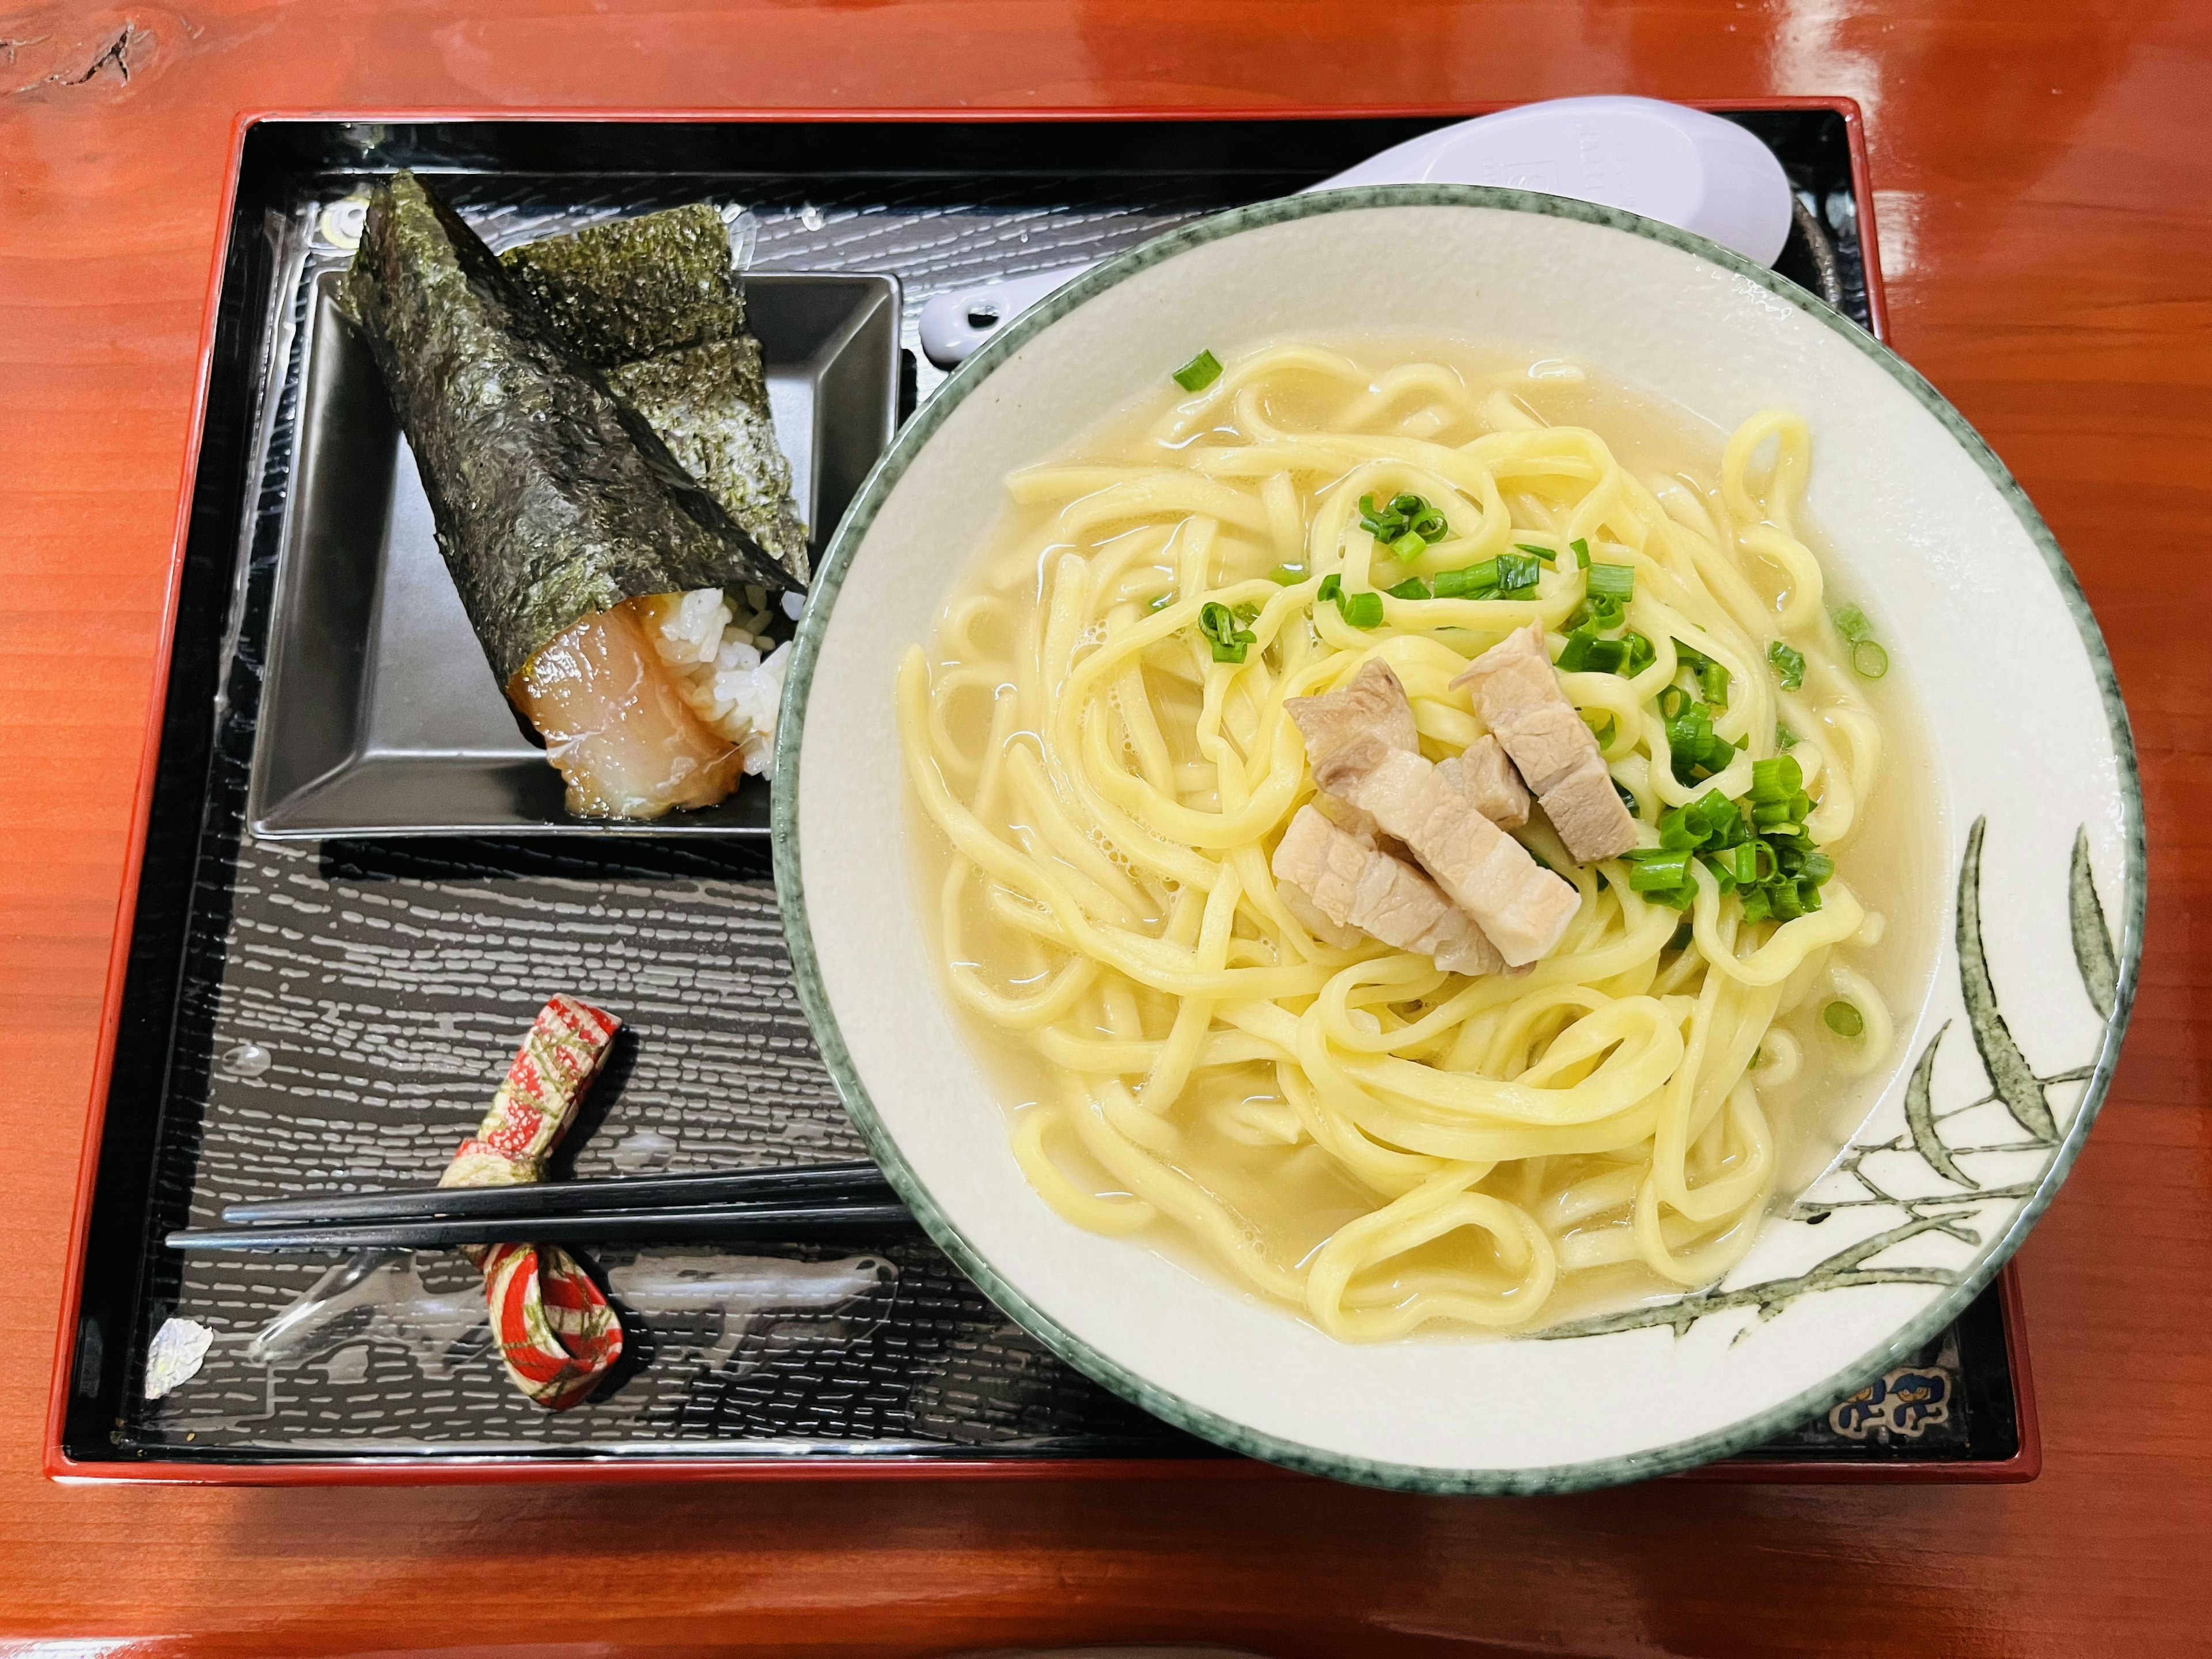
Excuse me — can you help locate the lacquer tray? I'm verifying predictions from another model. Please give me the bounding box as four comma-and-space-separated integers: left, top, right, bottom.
48, 104, 2038, 1484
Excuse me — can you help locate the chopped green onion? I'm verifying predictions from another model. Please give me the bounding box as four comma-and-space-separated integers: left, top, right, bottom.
1431, 562, 1484, 599
1386, 577, 1431, 601
1833, 604, 1874, 643
1767, 640, 1806, 692
1627, 849, 1694, 891
1776, 721, 1800, 750
1558, 628, 1627, 673
1588, 563, 1636, 606
1267, 564, 1305, 585
1497, 551, 1544, 593
1197, 600, 1255, 664
1172, 349, 1223, 392
1851, 639, 1889, 679
1389, 530, 1429, 560
1751, 755, 1803, 803
1434, 554, 1540, 600
1622, 631, 1657, 677
1410, 508, 1450, 540
1313, 571, 1384, 628
1340, 590, 1384, 628
1389, 493, 1424, 516
1707, 843, 1759, 885
1585, 713, 1617, 748
1824, 1000, 1864, 1037
1570, 537, 1592, 570
1513, 542, 1558, 563
1658, 685, 1690, 721
1147, 592, 1175, 612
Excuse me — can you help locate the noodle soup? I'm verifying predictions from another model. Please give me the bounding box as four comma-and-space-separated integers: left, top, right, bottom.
900, 339, 1938, 1339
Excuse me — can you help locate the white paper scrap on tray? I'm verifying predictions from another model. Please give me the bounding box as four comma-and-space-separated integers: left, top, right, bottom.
144, 1316, 215, 1399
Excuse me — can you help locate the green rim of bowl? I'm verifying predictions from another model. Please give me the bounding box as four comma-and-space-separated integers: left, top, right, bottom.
771, 183, 2145, 1494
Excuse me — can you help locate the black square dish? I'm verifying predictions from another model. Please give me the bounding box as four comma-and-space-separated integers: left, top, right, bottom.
248, 270, 899, 839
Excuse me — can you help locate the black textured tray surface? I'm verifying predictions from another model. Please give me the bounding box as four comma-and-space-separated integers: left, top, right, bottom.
68, 111, 2018, 1469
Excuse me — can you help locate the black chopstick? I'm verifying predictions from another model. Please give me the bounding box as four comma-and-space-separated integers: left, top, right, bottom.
166, 1199, 919, 1254
218, 1161, 895, 1226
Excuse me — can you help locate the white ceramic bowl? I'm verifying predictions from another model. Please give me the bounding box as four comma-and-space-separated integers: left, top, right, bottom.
772, 187, 2142, 1492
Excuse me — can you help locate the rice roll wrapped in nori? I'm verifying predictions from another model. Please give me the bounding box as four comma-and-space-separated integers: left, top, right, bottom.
343, 172, 798, 820
501, 207, 810, 582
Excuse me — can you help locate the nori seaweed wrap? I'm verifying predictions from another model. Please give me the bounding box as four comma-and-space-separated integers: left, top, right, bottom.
501, 209, 811, 581
342, 172, 798, 691
604, 338, 810, 581
499, 203, 741, 369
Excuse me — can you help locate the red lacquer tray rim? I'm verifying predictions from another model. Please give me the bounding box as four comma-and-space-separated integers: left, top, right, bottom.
48, 94, 2031, 1489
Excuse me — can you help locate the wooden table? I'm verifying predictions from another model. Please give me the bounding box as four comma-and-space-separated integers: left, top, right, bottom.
3, 1, 2206, 1650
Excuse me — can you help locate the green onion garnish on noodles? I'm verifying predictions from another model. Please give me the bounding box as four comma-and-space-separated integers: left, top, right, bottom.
1767, 640, 1806, 691
1197, 600, 1255, 663
1312, 573, 1383, 628
1386, 577, 1431, 600
1340, 590, 1385, 628
1266, 564, 1305, 585
1558, 629, 1627, 673
1172, 349, 1223, 392
1622, 631, 1657, 676
1750, 755, 1802, 802
1675, 641, 1730, 707
1432, 562, 1487, 599
1571, 537, 1592, 570
1824, 1001, 1865, 1037
1147, 592, 1175, 612
1776, 721, 1800, 749
1514, 542, 1558, 563
1664, 701, 1738, 782
1833, 605, 1874, 643
1360, 492, 1450, 546
1497, 551, 1543, 592
1658, 685, 1690, 721
1390, 531, 1429, 560
1627, 849, 1694, 891
1587, 562, 1635, 605
1431, 551, 1541, 601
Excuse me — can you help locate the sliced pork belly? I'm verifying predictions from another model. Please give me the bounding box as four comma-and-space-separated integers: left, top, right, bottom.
1313, 737, 1579, 967
1442, 734, 1531, 830
1453, 623, 1640, 864
1285, 657, 1421, 765
1271, 805, 1505, 976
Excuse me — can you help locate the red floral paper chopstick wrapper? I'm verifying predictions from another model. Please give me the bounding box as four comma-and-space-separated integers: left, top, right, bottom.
440, 994, 623, 1410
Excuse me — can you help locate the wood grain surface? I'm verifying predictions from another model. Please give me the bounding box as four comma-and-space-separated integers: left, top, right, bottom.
2, 1, 2207, 1652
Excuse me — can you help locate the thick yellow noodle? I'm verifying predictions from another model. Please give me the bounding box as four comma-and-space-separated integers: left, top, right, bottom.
900, 343, 1897, 1340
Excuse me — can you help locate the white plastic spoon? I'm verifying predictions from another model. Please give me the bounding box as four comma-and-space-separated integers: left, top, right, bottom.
916, 96, 1794, 370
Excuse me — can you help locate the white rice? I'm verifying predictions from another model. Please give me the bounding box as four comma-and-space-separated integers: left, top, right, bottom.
643, 587, 795, 778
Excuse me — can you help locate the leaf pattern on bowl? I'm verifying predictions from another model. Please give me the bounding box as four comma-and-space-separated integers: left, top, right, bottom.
1539, 816, 2112, 1343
